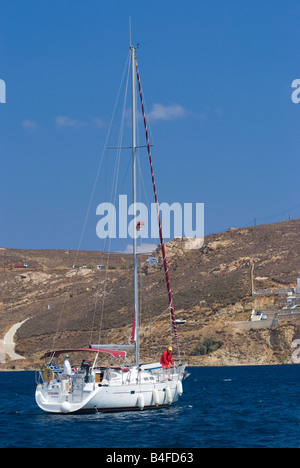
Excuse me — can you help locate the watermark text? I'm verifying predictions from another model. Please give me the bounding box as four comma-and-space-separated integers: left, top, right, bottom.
96, 195, 204, 241
292, 339, 300, 363
291, 79, 300, 104
0, 79, 6, 103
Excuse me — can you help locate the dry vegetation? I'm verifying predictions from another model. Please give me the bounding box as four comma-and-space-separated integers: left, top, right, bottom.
1, 218, 300, 369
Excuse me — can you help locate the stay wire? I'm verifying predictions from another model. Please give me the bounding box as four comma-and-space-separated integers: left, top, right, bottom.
91, 53, 131, 346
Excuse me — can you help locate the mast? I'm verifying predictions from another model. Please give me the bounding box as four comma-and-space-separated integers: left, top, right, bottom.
131, 45, 139, 367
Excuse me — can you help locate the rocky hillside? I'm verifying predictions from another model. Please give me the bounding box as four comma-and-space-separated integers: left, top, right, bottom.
1, 218, 300, 369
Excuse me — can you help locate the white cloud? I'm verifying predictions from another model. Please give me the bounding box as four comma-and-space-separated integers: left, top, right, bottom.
22, 119, 39, 130
56, 116, 106, 128
22, 116, 107, 130
55, 116, 85, 127
123, 243, 158, 254
147, 103, 188, 121
94, 117, 106, 128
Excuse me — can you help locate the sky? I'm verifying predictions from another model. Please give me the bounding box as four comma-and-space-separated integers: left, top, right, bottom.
1, 0, 300, 253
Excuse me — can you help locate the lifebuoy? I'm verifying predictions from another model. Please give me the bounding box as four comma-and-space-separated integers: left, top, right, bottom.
43, 367, 54, 382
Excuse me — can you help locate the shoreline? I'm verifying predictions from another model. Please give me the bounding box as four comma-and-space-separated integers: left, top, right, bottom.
0, 362, 297, 372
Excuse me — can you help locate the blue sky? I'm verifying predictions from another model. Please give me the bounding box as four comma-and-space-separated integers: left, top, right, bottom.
1, 0, 300, 252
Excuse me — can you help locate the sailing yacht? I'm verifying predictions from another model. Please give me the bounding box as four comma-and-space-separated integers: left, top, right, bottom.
35, 45, 188, 413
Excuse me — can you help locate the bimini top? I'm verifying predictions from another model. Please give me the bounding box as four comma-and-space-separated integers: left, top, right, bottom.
43, 347, 127, 359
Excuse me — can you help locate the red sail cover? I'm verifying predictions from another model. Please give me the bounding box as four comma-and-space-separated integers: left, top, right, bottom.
135, 57, 181, 362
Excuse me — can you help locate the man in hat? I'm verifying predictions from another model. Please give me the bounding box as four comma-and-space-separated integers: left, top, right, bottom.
63, 354, 72, 377
160, 346, 174, 381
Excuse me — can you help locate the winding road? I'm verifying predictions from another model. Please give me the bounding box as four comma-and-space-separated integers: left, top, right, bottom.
0, 319, 28, 363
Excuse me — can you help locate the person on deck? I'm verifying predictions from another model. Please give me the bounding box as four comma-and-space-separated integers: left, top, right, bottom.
63, 354, 72, 385
160, 346, 174, 381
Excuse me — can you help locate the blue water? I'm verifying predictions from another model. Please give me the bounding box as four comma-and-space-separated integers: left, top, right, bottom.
0, 366, 299, 448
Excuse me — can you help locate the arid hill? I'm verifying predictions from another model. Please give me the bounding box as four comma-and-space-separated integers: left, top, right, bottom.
1, 218, 300, 369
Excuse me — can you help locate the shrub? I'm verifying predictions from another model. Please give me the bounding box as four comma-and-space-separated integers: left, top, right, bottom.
191, 336, 223, 356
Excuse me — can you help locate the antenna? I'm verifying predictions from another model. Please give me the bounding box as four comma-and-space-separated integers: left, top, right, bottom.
129, 17, 132, 46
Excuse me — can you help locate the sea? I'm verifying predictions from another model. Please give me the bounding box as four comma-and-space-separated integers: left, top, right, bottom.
0, 365, 299, 449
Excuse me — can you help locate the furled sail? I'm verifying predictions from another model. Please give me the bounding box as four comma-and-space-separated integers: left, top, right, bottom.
135, 57, 181, 362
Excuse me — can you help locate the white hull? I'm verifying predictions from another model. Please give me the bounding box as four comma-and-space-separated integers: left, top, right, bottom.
35, 364, 186, 414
